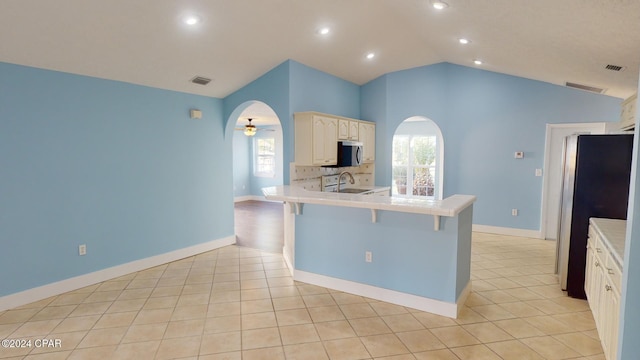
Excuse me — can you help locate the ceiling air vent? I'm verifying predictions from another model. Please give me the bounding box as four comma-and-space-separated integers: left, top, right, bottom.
565, 82, 605, 94
190, 76, 212, 86
605, 64, 626, 72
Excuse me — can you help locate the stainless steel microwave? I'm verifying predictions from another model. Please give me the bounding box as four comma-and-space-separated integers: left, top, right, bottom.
336, 141, 363, 167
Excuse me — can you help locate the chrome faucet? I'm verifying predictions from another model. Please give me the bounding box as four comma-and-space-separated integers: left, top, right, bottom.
337, 171, 355, 193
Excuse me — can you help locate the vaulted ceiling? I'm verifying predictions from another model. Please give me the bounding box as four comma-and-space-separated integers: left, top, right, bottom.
1, 0, 638, 99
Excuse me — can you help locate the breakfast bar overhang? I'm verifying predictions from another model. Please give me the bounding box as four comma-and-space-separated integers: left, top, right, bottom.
263, 186, 476, 318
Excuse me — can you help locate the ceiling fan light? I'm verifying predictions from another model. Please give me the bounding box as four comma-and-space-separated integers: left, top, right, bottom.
432, 1, 448, 10
244, 126, 257, 136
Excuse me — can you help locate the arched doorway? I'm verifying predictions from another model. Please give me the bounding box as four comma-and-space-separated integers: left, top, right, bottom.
391, 116, 444, 200
229, 101, 283, 199
227, 101, 284, 253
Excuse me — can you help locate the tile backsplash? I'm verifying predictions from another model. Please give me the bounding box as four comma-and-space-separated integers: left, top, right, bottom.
290, 163, 375, 191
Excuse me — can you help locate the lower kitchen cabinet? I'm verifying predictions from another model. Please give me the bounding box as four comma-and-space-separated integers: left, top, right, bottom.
585, 218, 625, 360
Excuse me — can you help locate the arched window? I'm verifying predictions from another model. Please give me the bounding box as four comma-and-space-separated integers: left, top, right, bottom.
392, 117, 443, 199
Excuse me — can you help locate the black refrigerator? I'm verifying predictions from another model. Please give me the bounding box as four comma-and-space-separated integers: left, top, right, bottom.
556, 134, 633, 299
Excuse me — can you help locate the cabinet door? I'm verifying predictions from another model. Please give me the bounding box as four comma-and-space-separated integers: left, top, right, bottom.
312, 116, 337, 165
359, 122, 376, 162
592, 255, 605, 329
585, 245, 595, 304
349, 121, 359, 140
620, 93, 637, 129
338, 119, 350, 140
324, 118, 338, 163
603, 286, 620, 360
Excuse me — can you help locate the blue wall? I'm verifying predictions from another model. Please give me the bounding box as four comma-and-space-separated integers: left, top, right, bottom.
232, 130, 251, 197
289, 61, 361, 119
446, 65, 621, 230
0, 62, 232, 297
294, 204, 470, 302
224, 60, 360, 185
224, 62, 292, 183
362, 62, 622, 230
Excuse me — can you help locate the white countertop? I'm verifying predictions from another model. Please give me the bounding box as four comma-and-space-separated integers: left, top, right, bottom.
590, 218, 626, 267
262, 185, 476, 217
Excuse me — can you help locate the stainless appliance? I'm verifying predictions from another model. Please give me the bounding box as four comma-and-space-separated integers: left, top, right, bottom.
556, 134, 633, 299
335, 141, 363, 167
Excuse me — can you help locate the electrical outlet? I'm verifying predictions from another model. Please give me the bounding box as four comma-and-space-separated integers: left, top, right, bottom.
365, 251, 372, 263
535, 168, 543, 177
512, 209, 518, 216
78, 244, 86, 256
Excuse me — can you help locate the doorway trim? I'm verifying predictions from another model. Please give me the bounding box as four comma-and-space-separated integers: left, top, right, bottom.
540, 122, 608, 240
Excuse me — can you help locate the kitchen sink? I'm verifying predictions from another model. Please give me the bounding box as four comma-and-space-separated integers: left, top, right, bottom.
338, 188, 372, 194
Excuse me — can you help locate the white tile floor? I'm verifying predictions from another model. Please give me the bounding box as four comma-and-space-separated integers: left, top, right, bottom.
0, 232, 604, 359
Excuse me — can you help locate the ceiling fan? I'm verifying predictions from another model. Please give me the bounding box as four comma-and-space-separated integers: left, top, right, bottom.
235, 118, 274, 137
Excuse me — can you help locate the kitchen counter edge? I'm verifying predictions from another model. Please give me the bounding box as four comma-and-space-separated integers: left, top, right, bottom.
262, 185, 476, 217
590, 217, 626, 267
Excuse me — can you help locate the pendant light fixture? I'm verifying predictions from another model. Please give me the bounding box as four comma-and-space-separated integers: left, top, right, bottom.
243, 119, 257, 137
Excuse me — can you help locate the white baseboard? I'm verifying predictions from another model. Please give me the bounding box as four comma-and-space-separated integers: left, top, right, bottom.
234, 195, 260, 202
294, 270, 470, 319
0, 236, 236, 312
282, 245, 294, 277
473, 224, 542, 239
234, 195, 283, 203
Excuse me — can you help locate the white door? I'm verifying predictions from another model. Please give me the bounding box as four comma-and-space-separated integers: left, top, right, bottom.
541, 123, 607, 241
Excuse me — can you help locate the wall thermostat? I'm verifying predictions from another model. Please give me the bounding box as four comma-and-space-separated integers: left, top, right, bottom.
514, 151, 524, 159
190, 109, 202, 119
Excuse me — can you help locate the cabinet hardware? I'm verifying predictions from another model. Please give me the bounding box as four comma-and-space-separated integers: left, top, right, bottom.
596, 248, 602, 253
607, 268, 615, 275
595, 261, 600, 267
605, 284, 612, 291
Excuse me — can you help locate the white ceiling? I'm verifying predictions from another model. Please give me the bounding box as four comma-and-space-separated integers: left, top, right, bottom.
1, 0, 639, 101
237, 102, 279, 126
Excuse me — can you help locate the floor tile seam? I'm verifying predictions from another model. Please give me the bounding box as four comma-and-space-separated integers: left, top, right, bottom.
446, 342, 507, 360
316, 333, 373, 360
517, 335, 586, 359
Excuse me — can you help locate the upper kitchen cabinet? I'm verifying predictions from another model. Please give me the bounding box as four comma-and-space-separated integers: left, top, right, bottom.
338, 118, 359, 141
294, 112, 338, 166
620, 92, 637, 130
359, 121, 376, 163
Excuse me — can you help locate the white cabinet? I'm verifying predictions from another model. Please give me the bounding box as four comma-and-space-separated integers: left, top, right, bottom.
338, 118, 359, 141
358, 121, 376, 163
295, 112, 375, 166
295, 112, 338, 166
585, 220, 624, 360
620, 92, 637, 130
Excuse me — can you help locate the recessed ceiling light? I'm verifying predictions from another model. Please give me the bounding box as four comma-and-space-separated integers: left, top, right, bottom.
184, 15, 200, 25
473, 59, 483, 65
458, 38, 470, 45
366, 52, 375, 60
319, 27, 330, 35
432, 1, 449, 10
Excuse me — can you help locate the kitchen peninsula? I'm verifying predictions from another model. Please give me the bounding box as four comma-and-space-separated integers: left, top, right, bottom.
262, 186, 476, 318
